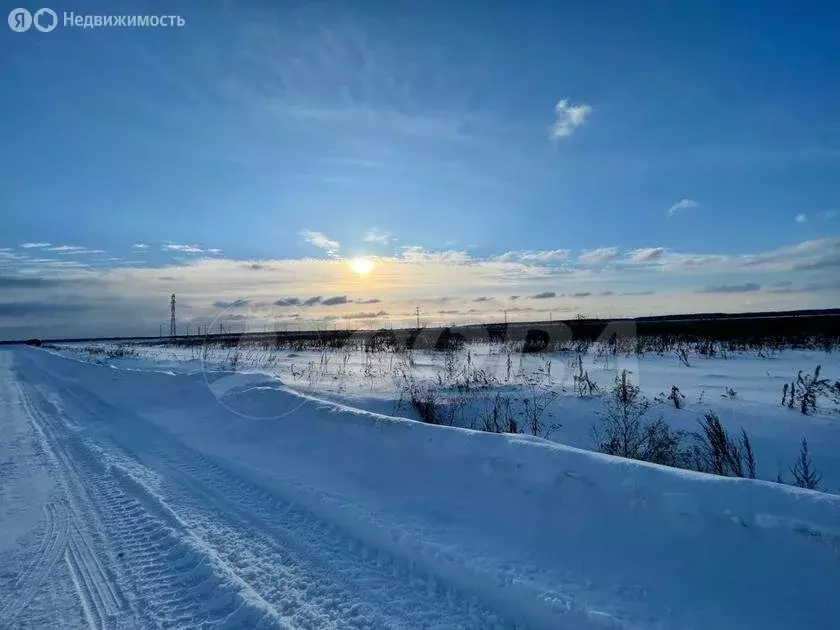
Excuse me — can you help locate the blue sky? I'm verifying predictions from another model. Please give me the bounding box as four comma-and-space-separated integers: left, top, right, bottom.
1, 0, 839, 338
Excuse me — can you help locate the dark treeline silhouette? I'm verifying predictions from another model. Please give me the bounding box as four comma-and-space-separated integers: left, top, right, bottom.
6, 307, 838, 350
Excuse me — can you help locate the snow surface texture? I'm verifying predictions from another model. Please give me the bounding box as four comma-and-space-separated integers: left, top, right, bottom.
1, 346, 839, 629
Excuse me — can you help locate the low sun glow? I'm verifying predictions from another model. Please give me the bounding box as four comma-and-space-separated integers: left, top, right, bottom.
348, 257, 374, 275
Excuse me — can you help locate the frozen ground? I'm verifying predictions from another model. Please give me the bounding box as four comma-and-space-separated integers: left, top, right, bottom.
2, 344, 840, 629
55, 339, 840, 490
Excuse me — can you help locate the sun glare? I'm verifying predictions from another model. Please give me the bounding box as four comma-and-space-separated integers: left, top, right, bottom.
348, 257, 374, 275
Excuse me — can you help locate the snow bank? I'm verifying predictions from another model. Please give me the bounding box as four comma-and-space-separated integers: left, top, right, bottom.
14, 347, 840, 629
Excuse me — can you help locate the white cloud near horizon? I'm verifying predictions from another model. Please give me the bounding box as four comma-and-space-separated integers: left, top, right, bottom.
579, 247, 619, 264
364, 227, 393, 245
551, 99, 592, 138
2, 237, 838, 339
498, 249, 569, 263
301, 230, 340, 258
162, 243, 221, 255
628, 247, 666, 262
668, 199, 700, 217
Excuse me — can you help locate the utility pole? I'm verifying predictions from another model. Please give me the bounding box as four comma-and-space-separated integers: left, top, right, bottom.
170, 294, 176, 336
504, 309, 508, 325
415, 306, 420, 329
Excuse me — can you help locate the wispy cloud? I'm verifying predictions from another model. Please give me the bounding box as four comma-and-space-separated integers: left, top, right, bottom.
579, 247, 619, 264
55, 248, 105, 255
300, 230, 340, 258
628, 247, 666, 262
400, 246, 470, 264
531, 291, 556, 299
825, 210, 837, 219
133, 243, 149, 249
668, 199, 700, 217
273, 297, 301, 307
551, 99, 592, 138
363, 228, 393, 245
163, 243, 204, 254
498, 249, 569, 263
321, 295, 348, 306
324, 310, 388, 321
47, 245, 87, 252
795, 213, 808, 223
696, 282, 761, 294
19, 242, 52, 249
213, 299, 250, 308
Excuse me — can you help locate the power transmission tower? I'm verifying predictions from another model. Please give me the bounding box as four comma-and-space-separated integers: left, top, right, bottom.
170, 293, 176, 336
415, 306, 420, 328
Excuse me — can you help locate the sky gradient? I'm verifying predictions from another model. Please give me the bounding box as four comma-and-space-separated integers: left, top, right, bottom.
1, 0, 839, 339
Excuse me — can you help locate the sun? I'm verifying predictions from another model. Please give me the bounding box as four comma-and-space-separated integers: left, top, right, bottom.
348, 257, 374, 275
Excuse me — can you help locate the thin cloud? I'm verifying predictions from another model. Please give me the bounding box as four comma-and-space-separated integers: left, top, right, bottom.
213, 299, 250, 309
498, 249, 569, 263
400, 246, 470, 264
363, 228, 393, 245
132, 243, 149, 249
324, 310, 387, 321
19, 242, 52, 249
628, 247, 666, 262
303, 296, 322, 306
300, 230, 340, 257
473, 296, 494, 302
355, 298, 381, 304
579, 247, 619, 264
273, 297, 301, 307
696, 282, 761, 294
0, 276, 68, 288
571, 292, 592, 298
795, 213, 808, 223
321, 295, 348, 306
668, 199, 700, 217
163, 243, 205, 254
531, 291, 556, 299
47, 245, 86, 252
551, 99, 592, 138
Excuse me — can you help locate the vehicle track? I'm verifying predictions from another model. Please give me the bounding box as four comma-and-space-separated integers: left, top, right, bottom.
0, 501, 69, 627
34, 358, 513, 629
16, 379, 280, 630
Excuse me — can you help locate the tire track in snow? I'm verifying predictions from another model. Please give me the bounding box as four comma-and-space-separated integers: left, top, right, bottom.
15, 379, 281, 630
0, 502, 69, 628
47, 364, 513, 629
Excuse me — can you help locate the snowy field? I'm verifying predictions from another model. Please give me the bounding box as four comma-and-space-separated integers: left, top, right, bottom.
1, 341, 840, 629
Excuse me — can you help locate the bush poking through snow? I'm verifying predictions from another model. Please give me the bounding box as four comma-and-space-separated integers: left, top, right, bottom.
721, 387, 738, 400
782, 365, 832, 415
668, 386, 685, 409
408, 385, 449, 426
676, 346, 691, 367
691, 411, 757, 478
790, 437, 822, 490
572, 355, 598, 397
592, 370, 686, 466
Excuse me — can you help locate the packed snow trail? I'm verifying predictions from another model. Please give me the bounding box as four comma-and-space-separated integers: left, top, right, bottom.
2, 348, 840, 629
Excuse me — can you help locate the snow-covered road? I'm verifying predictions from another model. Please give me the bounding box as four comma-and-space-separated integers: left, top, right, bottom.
2, 347, 840, 629
0, 349, 514, 629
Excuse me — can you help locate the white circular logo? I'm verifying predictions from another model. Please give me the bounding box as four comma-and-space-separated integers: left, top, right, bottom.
33, 7, 57, 32
8, 8, 32, 32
